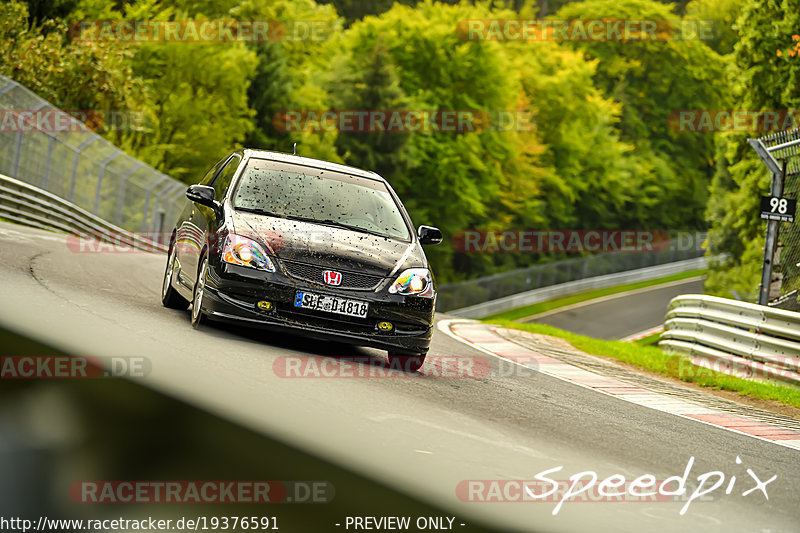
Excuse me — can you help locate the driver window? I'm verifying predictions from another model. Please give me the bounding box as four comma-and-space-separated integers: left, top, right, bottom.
199, 155, 229, 186
210, 154, 242, 201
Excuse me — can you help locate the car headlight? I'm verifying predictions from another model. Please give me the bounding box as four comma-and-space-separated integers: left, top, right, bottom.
389, 268, 434, 298
222, 234, 275, 272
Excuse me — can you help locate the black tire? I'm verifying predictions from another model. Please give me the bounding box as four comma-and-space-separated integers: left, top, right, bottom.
162, 245, 189, 310
190, 256, 209, 329
387, 351, 427, 373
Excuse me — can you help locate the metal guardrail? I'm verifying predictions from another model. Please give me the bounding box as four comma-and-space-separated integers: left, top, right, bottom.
437, 234, 706, 312
448, 256, 707, 318
661, 294, 800, 387
0, 173, 167, 253
0, 74, 186, 235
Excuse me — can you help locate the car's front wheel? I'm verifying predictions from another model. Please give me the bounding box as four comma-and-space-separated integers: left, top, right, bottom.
162, 245, 189, 310
387, 351, 427, 373
191, 256, 209, 329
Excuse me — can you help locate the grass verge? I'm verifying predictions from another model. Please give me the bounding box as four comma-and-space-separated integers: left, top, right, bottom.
489, 319, 800, 410
634, 332, 662, 347
484, 268, 706, 322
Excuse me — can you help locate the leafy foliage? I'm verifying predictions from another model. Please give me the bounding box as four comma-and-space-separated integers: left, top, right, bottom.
1, 0, 785, 287
704, 0, 800, 299
557, 0, 729, 230
0, 1, 147, 129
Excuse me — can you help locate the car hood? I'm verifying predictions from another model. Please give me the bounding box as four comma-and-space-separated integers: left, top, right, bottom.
231, 210, 424, 277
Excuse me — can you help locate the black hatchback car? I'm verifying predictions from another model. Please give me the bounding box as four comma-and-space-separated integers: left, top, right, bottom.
161, 149, 442, 371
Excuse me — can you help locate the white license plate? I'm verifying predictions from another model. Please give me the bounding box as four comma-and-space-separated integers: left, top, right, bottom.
294, 291, 369, 318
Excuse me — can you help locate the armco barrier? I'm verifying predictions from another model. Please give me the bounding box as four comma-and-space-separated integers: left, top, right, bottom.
0, 173, 167, 253
437, 236, 707, 313
447, 256, 707, 318
0, 74, 186, 235
661, 294, 800, 387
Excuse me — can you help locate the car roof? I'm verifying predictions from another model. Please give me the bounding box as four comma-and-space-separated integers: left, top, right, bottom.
242, 149, 383, 182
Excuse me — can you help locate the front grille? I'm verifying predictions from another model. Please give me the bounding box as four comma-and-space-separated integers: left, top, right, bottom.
281, 260, 384, 290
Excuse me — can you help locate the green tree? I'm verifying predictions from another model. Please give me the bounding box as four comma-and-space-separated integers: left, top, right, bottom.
704, 0, 800, 299
234, 0, 344, 162
128, 38, 257, 182
510, 40, 642, 229
329, 1, 555, 279
0, 0, 148, 143
64, 0, 260, 182
684, 0, 744, 55
556, 0, 730, 230
326, 40, 412, 185
16, 0, 78, 26
243, 41, 294, 152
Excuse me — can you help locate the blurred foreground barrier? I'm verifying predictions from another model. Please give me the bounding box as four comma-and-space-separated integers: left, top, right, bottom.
661, 294, 800, 387
0, 173, 166, 253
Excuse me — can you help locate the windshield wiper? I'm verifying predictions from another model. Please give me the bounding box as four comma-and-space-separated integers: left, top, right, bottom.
282, 214, 388, 238
322, 220, 388, 238
236, 208, 390, 238
235, 206, 281, 217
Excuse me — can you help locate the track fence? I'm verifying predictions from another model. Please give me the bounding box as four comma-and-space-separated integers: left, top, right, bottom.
749, 128, 800, 308
438, 238, 706, 313
0, 74, 186, 242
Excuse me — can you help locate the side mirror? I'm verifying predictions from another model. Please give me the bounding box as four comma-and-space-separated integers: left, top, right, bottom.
186, 185, 218, 210
418, 225, 443, 245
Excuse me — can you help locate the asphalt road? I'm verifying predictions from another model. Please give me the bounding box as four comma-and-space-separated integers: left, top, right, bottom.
0, 222, 797, 533
519, 278, 705, 340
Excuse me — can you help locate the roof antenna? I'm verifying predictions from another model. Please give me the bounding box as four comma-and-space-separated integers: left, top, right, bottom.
292, 142, 297, 155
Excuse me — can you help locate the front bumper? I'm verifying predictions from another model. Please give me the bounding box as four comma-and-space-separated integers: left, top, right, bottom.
200, 261, 435, 354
